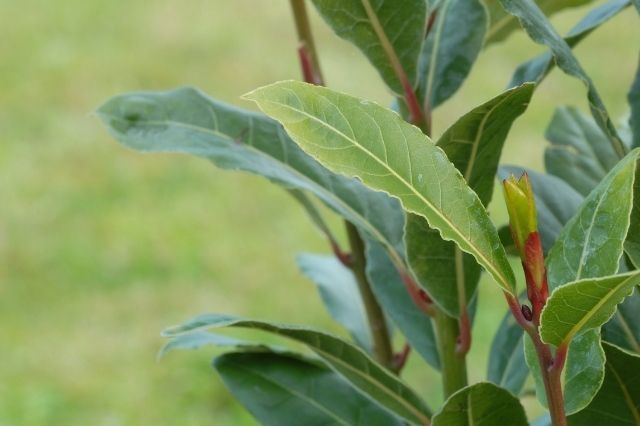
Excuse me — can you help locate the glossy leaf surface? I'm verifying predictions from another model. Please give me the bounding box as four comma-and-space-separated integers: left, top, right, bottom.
310, 0, 426, 94
541, 271, 640, 347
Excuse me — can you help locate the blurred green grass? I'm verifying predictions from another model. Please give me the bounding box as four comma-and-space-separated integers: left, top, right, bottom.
0, 1, 638, 424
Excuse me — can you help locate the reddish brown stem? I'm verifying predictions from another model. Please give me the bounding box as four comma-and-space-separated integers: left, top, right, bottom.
298, 45, 321, 85
455, 309, 471, 354
400, 270, 436, 316
392, 343, 412, 373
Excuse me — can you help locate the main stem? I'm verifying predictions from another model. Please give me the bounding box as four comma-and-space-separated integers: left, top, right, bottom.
289, 0, 324, 84
345, 221, 393, 368
345, 222, 395, 368
433, 309, 468, 398
529, 332, 567, 426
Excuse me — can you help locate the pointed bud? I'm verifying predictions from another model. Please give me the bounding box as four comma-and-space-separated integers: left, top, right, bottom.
503, 173, 537, 255
503, 173, 548, 322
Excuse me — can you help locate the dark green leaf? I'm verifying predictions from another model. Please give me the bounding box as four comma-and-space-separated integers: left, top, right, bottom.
364, 239, 440, 370
297, 254, 372, 352
509, 0, 630, 87
544, 107, 621, 197
498, 0, 627, 159
484, 0, 595, 46
310, 0, 426, 94
431, 382, 528, 426
567, 342, 640, 425
498, 166, 584, 254
487, 311, 528, 395
602, 288, 640, 353
245, 81, 516, 295
417, 0, 487, 109
97, 88, 405, 263
164, 314, 431, 424
214, 351, 404, 426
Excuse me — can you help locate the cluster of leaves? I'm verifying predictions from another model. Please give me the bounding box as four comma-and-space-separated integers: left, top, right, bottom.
98, 0, 640, 425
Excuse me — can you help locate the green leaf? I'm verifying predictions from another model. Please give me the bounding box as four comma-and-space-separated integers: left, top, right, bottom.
544, 107, 621, 197
431, 382, 528, 426
287, 189, 340, 247
509, 0, 630, 87
487, 311, 528, 395
364, 238, 440, 370
546, 148, 639, 289
159, 332, 285, 359
214, 351, 404, 426
626, 161, 640, 268
484, 0, 595, 46
498, 166, 584, 254
498, 0, 627, 159
310, 0, 426, 94
245, 80, 516, 296
164, 314, 431, 424
602, 288, 640, 353
297, 254, 372, 352
417, 0, 487, 110
97, 87, 405, 263
630, 55, 640, 149
567, 342, 640, 425
407, 84, 533, 316
541, 271, 640, 347
524, 330, 605, 414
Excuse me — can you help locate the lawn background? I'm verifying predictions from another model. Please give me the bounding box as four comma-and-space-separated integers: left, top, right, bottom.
1, 1, 638, 425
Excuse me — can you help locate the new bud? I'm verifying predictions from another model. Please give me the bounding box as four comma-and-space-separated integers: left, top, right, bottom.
503, 173, 548, 323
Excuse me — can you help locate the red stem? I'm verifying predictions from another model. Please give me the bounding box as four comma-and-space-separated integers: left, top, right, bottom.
392, 343, 412, 373
455, 309, 471, 354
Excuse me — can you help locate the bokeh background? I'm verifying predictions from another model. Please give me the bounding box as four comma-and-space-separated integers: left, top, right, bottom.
1, 1, 638, 424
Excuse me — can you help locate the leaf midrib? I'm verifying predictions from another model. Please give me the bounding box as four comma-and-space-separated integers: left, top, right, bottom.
556, 273, 638, 346
257, 97, 513, 292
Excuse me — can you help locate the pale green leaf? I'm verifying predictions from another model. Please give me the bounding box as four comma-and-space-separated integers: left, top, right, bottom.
163, 314, 431, 424
509, 0, 630, 87
244, 80, 516, 296
97, 88, 405, 264
484, 0, 595, 46
214, 351, 404, 426
498, 0, 627, 159
417, 0, 487, 110
541, 271, 640, 347
431, 382, 528, 426
567, 342, 640, 425
310, 0, 426, 94
297, 254, 372, 352
364, 239, 440, 370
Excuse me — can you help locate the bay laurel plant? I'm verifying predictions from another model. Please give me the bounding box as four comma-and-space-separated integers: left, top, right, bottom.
97, 0, 640, 425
